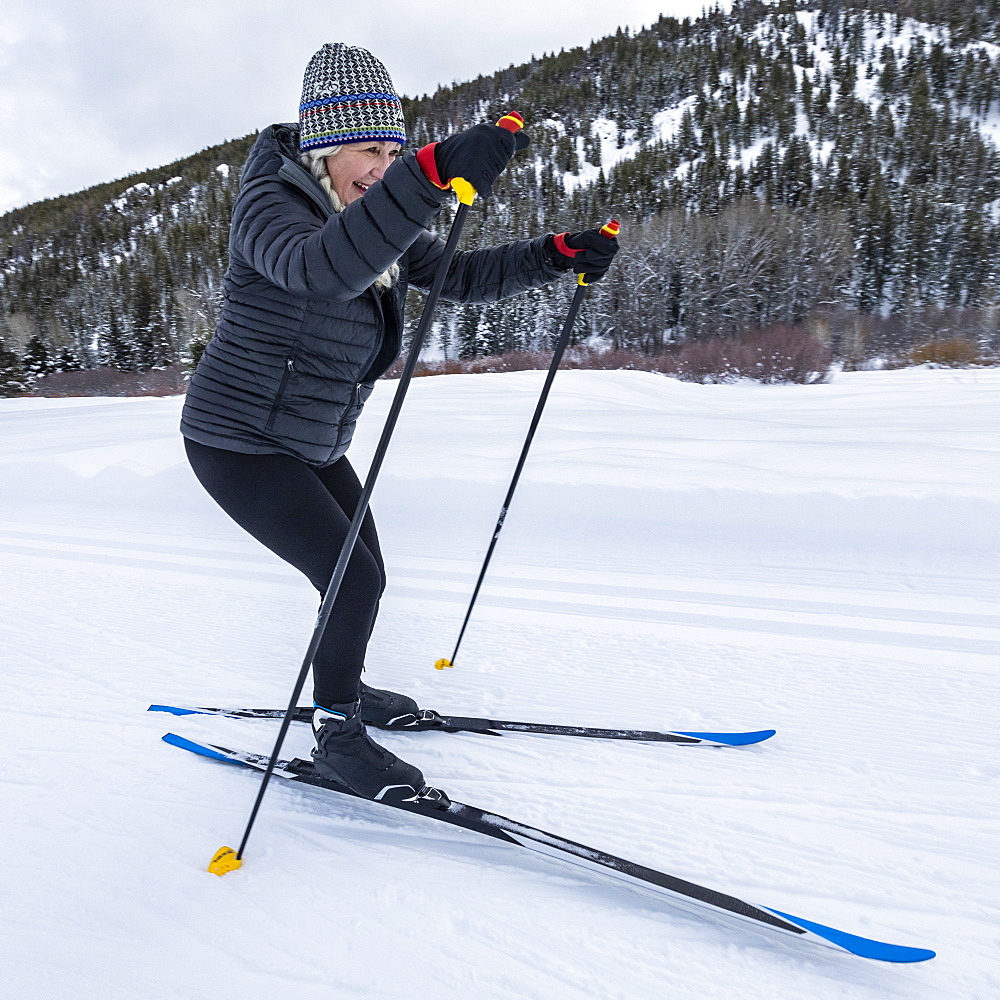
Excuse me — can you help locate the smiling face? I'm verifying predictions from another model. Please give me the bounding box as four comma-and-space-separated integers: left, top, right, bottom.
324, 141, 403, 205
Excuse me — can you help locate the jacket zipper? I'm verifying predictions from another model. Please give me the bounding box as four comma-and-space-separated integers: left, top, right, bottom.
331, 382, 363, 456
264, 358, 295, 432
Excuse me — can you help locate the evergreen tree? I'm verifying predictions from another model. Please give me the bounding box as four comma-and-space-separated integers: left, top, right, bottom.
0, 337, 29, 396
1, 2, 997, 369
22, 334, 53, 377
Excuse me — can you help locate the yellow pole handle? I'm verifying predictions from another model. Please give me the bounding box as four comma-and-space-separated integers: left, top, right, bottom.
451, 177, 476, 206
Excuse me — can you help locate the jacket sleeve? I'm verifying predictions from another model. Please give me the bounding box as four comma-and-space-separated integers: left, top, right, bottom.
230, 153, 450, 302
406, 231, 564, 304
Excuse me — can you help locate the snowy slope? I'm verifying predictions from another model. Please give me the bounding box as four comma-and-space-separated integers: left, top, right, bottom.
1, 368, 998, 1000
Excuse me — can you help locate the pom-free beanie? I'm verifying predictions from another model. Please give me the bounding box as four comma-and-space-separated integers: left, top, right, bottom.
299, 43, 406, 151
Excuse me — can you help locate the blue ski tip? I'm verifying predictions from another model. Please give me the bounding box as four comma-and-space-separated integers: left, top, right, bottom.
675, 729, 776, 747
766, 908, 935, 963
149, 704, 202, 716
162, 732, 234, 763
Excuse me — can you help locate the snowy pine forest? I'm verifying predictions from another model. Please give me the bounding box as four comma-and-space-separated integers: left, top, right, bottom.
2, 0, 1000, 387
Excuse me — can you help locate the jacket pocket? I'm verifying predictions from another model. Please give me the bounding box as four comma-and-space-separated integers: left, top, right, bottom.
264, 358, 295, 432
331, 381, 376, 456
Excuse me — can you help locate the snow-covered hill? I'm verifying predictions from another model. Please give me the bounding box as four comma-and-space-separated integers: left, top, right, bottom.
4, 3, 1000, 373
2, 367, 997, 998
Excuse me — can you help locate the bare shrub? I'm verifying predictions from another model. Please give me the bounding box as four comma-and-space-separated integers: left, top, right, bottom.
673, 324, 832, 383
382, 326, 831, 385
743, 324, 834, 383
563, 346, 665, 372
380, 357, 464, 379
673, 337, 757, 382
25, 363, 187, 397
908, 338, 984, 367
818, 305, 1000, 366
464, 350, 557, 374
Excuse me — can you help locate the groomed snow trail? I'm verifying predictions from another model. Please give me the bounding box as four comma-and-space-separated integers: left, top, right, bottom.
1, 368, 997, 1000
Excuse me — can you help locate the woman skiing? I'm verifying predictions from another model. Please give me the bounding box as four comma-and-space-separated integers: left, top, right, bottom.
181, 42, 618, 800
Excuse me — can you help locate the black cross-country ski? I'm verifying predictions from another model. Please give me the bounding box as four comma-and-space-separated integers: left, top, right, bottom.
148, 703, 774, 747
164, 732, 935, 964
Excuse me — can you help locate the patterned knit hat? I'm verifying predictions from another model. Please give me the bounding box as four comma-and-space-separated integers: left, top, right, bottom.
299, 43, 406, 151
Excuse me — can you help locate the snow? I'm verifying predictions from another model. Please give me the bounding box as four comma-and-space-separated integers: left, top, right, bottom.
1, 368, 998, 999
561, 118, 639, 195
111, 182, 153, 212
974, 108, 1000, 154
653, 96, 697, 144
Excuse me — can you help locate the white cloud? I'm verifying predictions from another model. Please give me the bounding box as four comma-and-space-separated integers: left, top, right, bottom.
0, 0, 723, 214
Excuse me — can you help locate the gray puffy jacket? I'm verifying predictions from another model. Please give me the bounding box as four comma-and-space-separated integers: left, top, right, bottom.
181, 123, 561, 466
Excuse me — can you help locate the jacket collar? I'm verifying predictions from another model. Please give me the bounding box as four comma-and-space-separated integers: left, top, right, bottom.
277, 159, 332, 219
249, 123, 333, 219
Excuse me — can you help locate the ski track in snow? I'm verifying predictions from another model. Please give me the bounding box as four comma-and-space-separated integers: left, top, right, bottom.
1, 368, 998, 1000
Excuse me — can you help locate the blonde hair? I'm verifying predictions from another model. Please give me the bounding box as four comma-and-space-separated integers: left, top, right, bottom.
299, 145, 399, 290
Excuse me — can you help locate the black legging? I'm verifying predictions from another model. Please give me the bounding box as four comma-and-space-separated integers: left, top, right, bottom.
184, 438, 385, 706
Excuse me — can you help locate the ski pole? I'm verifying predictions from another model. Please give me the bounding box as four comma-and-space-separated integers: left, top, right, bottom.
434, 219, 621, 671
208, 113, 526, 876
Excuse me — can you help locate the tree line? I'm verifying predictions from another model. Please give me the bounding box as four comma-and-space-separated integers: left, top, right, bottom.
1, 0, 998, 391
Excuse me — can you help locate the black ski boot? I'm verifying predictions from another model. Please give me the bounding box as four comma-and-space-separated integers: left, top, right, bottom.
358, 681, 421, 727
311, 701, 425, 800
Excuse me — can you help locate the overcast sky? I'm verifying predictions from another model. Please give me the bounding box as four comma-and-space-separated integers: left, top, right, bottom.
0, 0, 722, 216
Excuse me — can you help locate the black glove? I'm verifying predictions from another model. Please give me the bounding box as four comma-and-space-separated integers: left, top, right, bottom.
546, 227, 621, 283
417, 122, 531, 198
